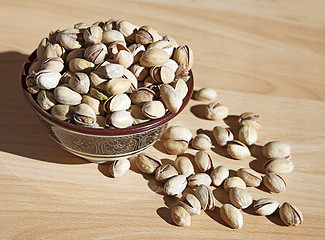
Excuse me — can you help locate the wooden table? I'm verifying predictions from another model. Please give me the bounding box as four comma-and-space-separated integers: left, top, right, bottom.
1, 0, 324, 239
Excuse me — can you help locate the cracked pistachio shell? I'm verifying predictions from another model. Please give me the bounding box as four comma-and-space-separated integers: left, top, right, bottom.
102, 30, 125, 44
83, 25, 103, 44
164, 139, 188, 155
142, 100, 165, 119
147, 40, 174, 58
237, 168, 262, 187
35, 70, 61, 90
174, 66, 190, 82
210, 165, 229, 187
229, 187, 253, 209
155, 164, 178, 182
123, 69, 138, 93
171, 206, 191, 227
179, 193, 201, 215
136, 153, 161, 174
100, 63, 125, 79
163, 59, 178, 73
108, 110, 133, 129
279, 202, 303, 226
44, 43, 58, 60
212, 126, 234, 147
192, 134, 212, 151
136, 26, 162, 45
205, 102, 229, 121
262, 141, 292, 159
139, 48, 169, 68
238, 125, 258, 146
37, 37, 48, 61
66, 48, 85, 63
227, 140, 251, 159
188, 173, 212, 188
89, 72, 107, 91
59, 28, 82, 50
195, 88, 217, 101
160, 84, 182, 113
130, 105, 150, 125
130, 64, 149, 81
195, 184, 215, 211
54, 86, 82, 105
107, 41, 127, 59
150, 65, 175, 84
81, 95, 103, 116
69, 72, 90, 94
223, 176, 246, 192
103, 94, 131, 113
220, 203, 243, 229
163, 175, 187, 196
143, 76, 155, 88
128, 44, 145, 63
105, 77, 131, 95
116, 20, 138, 42
89, 87, 108, 101
174, 156, 194, 178
254, 198, 279, 216
239, 112, 261, 129
102, 19, 118, 31
264, 158, 294, 174
37, 90, 56, 110
172, 79, 188, 100
263, 173, 286, 193
84, 43, 107, 64
130, 87, 155, 105
114, 49, 134, 68
173, 45, 193, 70
163, 35, 178, 48
59, 71, 73, 85
74, 103, 96, 126
164, 126, 192, 142
109, 159, 130, 178
69, 58, 94, 73
41, 57, 64, 72
25, 73, 39, 94
51, 104, 75, 121
74, 22, 91, 30
195, 151, 214, 172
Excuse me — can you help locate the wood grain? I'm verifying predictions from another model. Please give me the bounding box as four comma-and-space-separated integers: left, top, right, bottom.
0, 0, 325, 239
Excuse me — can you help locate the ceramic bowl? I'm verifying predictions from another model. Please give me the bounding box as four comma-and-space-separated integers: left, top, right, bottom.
21, 50, 194, 163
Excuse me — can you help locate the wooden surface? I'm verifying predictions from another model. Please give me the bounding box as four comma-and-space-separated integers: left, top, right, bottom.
1, 0, 325, 239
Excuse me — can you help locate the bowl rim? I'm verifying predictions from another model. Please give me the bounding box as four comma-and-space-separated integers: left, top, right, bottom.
21, 50, 194, 136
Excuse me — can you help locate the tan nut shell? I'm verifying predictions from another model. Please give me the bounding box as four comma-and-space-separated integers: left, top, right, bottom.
139, 48, 169, 68
227, 140, 251, 159
223, 177, 246, 192
174, 156, 194, 178
164, 126, 192, 142
192, 134, 212, 151
195, 151, 214, 172
212, 126, 234, 147
136, 153, 161, 174
210, 166, 229, 187
220, 203, 243, 229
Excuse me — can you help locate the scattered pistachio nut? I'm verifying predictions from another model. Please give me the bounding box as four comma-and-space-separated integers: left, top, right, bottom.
238, 125, 258, 146
164, 139, 188, 155
238, 112, 261, 129
179, 193, 201, 215
174, 156, 194, 178
279, 202, 303, 226
109, 159, 130, 178
229, 187, 253, 209
264, 158, 294, 174
223, 176, 246, 192
163, 175, 187, 196
263, 173, 286, 193
136, 153, 161, 174
192, 134, 212, 151
227, 140, 251, 160
171, 206, 191, 227
195, 88, 217, 101
220, 203, 243, 229
212, 126, 234, 147
194, 151, 214, 172
262, 141, 292, 159
237, 168, 262, 187
164, 126, 192, 142
210, 165, 229, 187
205, 102, 229, 121
188, 173, 212, 188
155, 164, 178, 182
195, 184, 215, 211
254, 198, 279, 216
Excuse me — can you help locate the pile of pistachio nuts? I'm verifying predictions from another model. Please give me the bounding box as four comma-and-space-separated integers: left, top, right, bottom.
130, 87, 302, 229
25, 19, 193, 128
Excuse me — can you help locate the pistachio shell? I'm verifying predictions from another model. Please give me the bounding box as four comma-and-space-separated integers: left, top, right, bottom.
171, 79, 188, 100
84, 43, 107, 64
136, 153, 161, 174
237, 168, 262, 187
35, 70, 61, 90
136, 26, 162, 45
254, 198, 279, 216
103, 94, 131, 113
160, 85, 182, 113
238, 125, 258, 146
195, 151, 214, 172
130, 87, 155, 106
89, 72, 107, 91
174, 156, 194, 178
150, 65, 175, 84
173, 45, 193, 70
155, 164, 178, 182
105, 78, 131, 95
116, 20, 138, 42
195, 184, 215, 210
41, 57, 64, 72
164, 139, 188, 155
192, 134, 212, 151
66, 48, 85, 63
171, 206, 191, 227
147, 40, 174, 57
229, 187, 253, 209
101, 63, 125, 79
163, 175, 187, 196
59, 28, 82, 50
142, 100, 165, 119
210, 165, 229, 187
130, 64, 150, 81
102, 30, 125, 44
54, 86, 82, 105
36, 90, 56, 110
279, 202, 303, 226
130, 105, 150, 125
264, 158, 294, 174
262, 141, 291, 159
188, 173, 212, 188
109, 159, 130, 178
220, 203, 243, 229
164, 126, 192, 142
81, 95, 103, 115
51, 104, 75, 121
139, 48, 169, 68
263, 173, 286, 193
238, 112, 261, 129
108, 110, 133, 128
223, 176, 246, 192
83, 25, 103, 44
212, 126, 234, 147
227, 140, 251, 159
114, 49, 134, 68
69, 58, 94, 73
74, 103, 96, 126
205, 102, 229, 121
195, 88, 217, 101
179, 193, 201, 215
69, 72, 90, 94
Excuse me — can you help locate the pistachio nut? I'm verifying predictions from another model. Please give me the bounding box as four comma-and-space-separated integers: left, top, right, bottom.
174, 66, 190, 82
116, 20, 138, 42
142, 100, 166, 119
28, 59, 41, 74
131, 64, 150, 82
164, 126, 192, 142
89, 72, 107, 91
173, 45, 193, 70
163, 175, 187, 196
237, 168, 262, 187
69, 72, 90, 94
160, 84, 183, 113
135, 26, 162, 45
69, 58, 94, 73
83, 25, 103, 44
264, 158, 294, 174
162, 34, 178, 48
163, 59, 179, 73
174, 156, 194, 178
81, 94, 103, 115
238, 125, 258, 146
150, 65, 175, 84
53, 43, 66, 59
41, 57, 64, 72
191, 134, 212, 151
229, 187, 253, 209
107, 110, 133, 129
100, 63, 125, 79
114, 49, 134, 68
103, 94, 131, 113
35, 70, 61, 90
212, 126, 234, 147
263, 173, 286, 193
43, 43, 58, 60
279, 202, 303, 226
179, 193, 201, 215
143, 75, 155, 88
205, 102, 229, 121
238, 112, 261, 129
128, 44, 145, 63
84, 43, 108, 64
223, 176, 246, 192
130, 87, 155, 105
66, 48, 85, 63
25, 73, 40, 94
89, 87, 108, 101
210, 165, 229, 187
147, 40, 174, 58
102, 19, 118, 31
164, 139, 188, 155
254, 198, 279, 216
195, 151, 214, 172
227, 140, 251, 159
74, 22, 91, 30
171, 79, 188, 100
139, 48, 169, 68
220, 203, 243, 229
262, 141, 292, 159
123, 69, 138, 94
54, 85, 82, 105
195, 184, 215, 211
105, 77, 131, 95
37, 37, 48, 61
102, 30, 125, 44
136, 153, 161, 174
130, 105, 150, 125
36, 90, 57, 110
171, 206, 191, 227
109, 159, 130, 178
59, 70, 73, 85
155, 164, 178, 182
51, 104, 75, 121
188, 173, 212, 188
59, 28, 83, 50
195, 88, 217, 101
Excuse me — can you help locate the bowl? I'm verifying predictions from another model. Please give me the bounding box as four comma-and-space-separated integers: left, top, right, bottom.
21, 50, 194, 163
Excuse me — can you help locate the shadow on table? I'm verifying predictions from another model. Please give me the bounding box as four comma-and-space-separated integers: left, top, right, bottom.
0, 51, 87, 164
